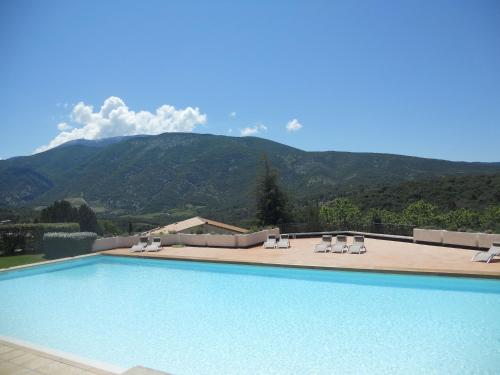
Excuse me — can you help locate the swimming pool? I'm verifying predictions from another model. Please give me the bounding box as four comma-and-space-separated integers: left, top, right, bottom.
1, 255, 499, 374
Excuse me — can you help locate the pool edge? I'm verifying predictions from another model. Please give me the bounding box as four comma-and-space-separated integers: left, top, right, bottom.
0, 253, 101, 274
101, 252, 500, 280
0, 335, 125, 374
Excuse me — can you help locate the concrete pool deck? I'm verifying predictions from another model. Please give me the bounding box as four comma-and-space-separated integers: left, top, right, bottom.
0, 339, 171, 375
103, 236, 500, 278
0, 339, 115, 375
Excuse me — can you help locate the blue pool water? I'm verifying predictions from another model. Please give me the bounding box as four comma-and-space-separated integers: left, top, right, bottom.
1, 255, 500, 374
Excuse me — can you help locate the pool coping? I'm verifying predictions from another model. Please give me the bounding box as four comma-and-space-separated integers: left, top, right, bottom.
101, 251, 500, 279
0, 252, 99, 273
2, 250, 499, 279
0, 335, 124, 374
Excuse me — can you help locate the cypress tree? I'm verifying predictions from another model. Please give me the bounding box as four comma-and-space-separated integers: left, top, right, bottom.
255, 156, 289, 226
78, 204, 98, 232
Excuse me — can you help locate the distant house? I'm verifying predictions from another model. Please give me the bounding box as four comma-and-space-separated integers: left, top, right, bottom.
147, 216, 248, 235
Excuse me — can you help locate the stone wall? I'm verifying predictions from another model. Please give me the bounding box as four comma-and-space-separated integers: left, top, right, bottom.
414, 228, 500, 249
92, 228, 279, 251
92, 235, 139, 251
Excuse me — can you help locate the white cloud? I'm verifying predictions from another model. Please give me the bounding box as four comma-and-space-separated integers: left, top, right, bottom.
229, 111, 236, 118
228, 128, 233, 134
36, 96, 207, 153
240, 123, 267, 137
57, 122, 72, 131
286, 118, 303, 132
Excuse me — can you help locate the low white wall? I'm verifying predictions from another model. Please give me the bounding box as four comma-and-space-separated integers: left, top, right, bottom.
92, 237, 116, 252
413, 229, 443, 244
159, 234, 178, 246
236, 228, 279, 248
91, 228, 280, 251
442, 231, 478, 247
413, 228, 499, 249
179, 233, 209, 246
477, 233, 500, 248
92, 235, 139, 252
206, 234, 237, 248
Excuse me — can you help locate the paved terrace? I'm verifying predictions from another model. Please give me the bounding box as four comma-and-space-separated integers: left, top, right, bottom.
0, 340, 168, 375
104, 236, 500, 278
0, 340, 114, 375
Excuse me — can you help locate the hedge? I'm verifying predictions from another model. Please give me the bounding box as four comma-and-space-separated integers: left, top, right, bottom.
0, 223, 80, 232
0, 223, 80, 255
43, 232, 97, 259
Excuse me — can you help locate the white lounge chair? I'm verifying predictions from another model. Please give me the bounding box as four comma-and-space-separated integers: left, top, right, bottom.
264, 234, 277, 249
331, 235, 348, 253
130, 236, 148, 252
314, 235, 332, 253
145, 237, 162, 252
277, 234, 290, 248
348, 236, 366, 254
471, 242, 500, 263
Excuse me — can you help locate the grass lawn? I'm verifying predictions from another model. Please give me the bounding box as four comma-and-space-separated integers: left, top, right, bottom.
0, 254, 46, 269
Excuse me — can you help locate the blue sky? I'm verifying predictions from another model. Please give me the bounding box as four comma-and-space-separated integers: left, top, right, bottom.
1, 0, 499, 161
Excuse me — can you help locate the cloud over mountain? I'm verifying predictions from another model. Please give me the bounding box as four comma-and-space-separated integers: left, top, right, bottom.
240, 123, 267, 136
36, 97, 207, 153
286, 118, 302, 132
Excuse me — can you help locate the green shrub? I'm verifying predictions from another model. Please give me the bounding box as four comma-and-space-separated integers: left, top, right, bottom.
319, 198, 362, 228
0, 223, 80, 255
0, 232, 26, 256
43, 232, 97, 259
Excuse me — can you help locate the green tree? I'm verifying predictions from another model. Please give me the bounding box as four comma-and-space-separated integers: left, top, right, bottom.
78, 204, 98, 232
255, 157, 289, 226
101, 220, 120, 236
442, 208, 480, 231
402, 200, 438, 227
128, 221, 134, 235
481, 206, 500, 232
319, 198, 361, 228
40, 200, 78, 223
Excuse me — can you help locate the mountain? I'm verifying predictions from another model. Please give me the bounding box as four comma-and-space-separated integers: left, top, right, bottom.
1, 133, 499, 219
57, 135, 149, 149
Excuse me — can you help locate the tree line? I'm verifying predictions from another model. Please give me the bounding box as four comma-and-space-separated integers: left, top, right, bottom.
319, 198, 500, 233
40, 200, 98, 232
255, 158, 500, 234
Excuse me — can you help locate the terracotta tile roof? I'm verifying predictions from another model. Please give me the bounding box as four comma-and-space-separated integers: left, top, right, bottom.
149, 216, 248, 234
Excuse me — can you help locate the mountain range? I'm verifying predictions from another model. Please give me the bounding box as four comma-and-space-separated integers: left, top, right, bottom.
1, 133, 499, 219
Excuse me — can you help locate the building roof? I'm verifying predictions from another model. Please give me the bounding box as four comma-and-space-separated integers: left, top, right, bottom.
148, 216, 248, 235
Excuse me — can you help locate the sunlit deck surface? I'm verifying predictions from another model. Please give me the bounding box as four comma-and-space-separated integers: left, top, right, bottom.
103, 236, 500, 278
0, 340, 114, 375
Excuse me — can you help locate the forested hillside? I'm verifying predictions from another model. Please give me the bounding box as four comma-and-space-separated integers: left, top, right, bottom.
1, 133, 499, 224
339, 174, 500, 211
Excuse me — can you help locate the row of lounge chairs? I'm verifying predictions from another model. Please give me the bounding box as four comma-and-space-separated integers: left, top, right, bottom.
471, 242, 500, 263
263, 233, 366, 254
130, 236, 162, 252
264, 234, 290, 249
315, 235, 366, 254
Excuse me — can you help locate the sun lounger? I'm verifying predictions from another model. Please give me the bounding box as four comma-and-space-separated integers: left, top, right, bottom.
471, 242, 500, 263
130, 236, 148, 252
348, 236, 366, 254
314, 235, 332, 253
331, 235, 348, 253
145, 237, 162, 252
264, 234, 277, 249
277, 234, 290, 248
